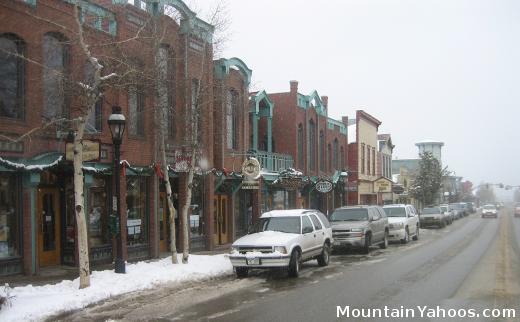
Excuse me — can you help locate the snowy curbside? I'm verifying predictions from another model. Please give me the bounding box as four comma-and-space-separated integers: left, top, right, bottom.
0, 254, 233, 322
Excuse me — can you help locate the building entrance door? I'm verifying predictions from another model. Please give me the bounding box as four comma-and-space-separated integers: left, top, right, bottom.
213, 195, 228, 245
37, 188, 61, 267
159, 193, 169, 252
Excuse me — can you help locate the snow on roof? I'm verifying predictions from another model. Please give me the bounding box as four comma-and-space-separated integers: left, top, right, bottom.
348, 124, 357, 143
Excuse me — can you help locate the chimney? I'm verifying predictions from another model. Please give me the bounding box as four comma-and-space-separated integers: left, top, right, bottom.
321, 96, 328, 108
290, 80, 298, 94
342, 116, 348, 126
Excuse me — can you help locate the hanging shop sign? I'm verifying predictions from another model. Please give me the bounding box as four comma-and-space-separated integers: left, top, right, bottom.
66, 140, 100, 162
241, 158, 261, 190
392, 185, 405, 194
242, 158, 261, 180
315, 180, 333, 193
241, 158, 260, 190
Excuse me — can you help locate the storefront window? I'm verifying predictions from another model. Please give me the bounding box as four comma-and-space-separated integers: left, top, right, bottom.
0, 174, 19, 258
190, 176, 204, 238
88, 177, 109, 247
126, 176, 147, 245
262, 190, 291, 213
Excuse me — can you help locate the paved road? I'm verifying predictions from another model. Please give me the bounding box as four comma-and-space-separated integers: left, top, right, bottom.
55, 208, 520, 322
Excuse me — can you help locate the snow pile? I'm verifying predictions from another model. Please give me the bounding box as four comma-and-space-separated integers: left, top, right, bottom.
0, 254, 233, 322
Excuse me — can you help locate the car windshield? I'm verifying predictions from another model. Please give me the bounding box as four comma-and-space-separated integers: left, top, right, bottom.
449, 204, 462, 210
423, 207, 441, 214
330, 208, 368, 221
255, 216, 301, 234
383, 207, 407, 217
483, 205, 496, 210
440, 206, 448, 212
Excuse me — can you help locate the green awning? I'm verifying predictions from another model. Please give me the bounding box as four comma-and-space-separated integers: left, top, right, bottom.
0, 152, 63, 172
83, 163, 113, 175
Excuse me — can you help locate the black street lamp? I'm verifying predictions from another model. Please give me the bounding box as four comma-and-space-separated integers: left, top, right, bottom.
108, 106, 126, 274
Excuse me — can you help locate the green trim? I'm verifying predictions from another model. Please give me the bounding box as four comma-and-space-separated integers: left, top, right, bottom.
296, 91, 327, 116
327, 118, 347, 135
31, 188, 36, 274
214, 57, 252, 85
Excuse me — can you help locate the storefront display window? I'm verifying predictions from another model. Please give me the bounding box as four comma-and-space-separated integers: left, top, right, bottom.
190, 177, 204, 238
126, 176, 148, 246
0, 174, 20, 258
88, 177, 109, 247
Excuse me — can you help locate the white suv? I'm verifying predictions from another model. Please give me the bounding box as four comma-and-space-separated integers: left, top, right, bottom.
382, 204, 420, 243
229, 209, 333, 278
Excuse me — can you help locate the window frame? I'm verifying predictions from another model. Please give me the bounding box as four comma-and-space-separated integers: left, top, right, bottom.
0, 34, 26, 120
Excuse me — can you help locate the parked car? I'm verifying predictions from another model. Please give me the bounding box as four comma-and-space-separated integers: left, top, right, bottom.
229, 209, 333, 278
329, 206, 389, 254
465, 202, 476, 214
459, 203, 470, 216
440, 204, 455, 223
515, 203, 520, 218
420, 206, 449, 228
481, 204, 498, 218
449, 203, 465, 219
382, 204, 420, 243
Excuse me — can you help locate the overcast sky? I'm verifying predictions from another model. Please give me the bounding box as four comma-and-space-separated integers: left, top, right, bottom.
192, 0, 520, 195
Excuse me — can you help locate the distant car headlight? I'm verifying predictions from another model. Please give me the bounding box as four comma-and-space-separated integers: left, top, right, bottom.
274, 246, 287, 254
351, 228, 363, 232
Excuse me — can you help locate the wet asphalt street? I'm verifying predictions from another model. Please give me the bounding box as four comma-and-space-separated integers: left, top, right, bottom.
54, 208, 520, 322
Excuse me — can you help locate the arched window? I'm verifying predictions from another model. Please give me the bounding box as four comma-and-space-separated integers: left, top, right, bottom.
327, 143, 332, 171
85, 60, 103, 133
340, 146, 345, 169
319, 130, 325, 171
333, 139, 339, 170
129, 59, 145, 137
309, 119, 316, 171
156, 45, 176, 139
0, 34, 25, 119
227, 89, 239, 149
297, 124, 304, 168
43, 33, 69, 120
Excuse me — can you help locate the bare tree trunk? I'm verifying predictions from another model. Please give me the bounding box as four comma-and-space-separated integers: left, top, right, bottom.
161, 144, 179, 264
73, 119, 90, 288
180, 152, 195, 263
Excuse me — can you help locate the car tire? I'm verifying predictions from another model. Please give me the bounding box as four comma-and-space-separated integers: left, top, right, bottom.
379, 231, 388, 249
235, 267, 248, 278
317, 243, 330, 266
412, 225, 419, 241
401, 228, 409, 244
288, 250, 301, 278
362, 234, 371, 254
440, 220, 446, 228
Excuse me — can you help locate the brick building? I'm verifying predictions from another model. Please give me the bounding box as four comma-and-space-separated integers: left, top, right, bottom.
256, 81, 349, 215
0, 0, 236, 276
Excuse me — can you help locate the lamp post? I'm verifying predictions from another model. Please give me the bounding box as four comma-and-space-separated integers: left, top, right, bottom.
108, 106, 126, 274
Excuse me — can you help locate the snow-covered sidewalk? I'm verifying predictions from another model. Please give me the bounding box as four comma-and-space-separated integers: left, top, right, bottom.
0, 254, 233, 322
